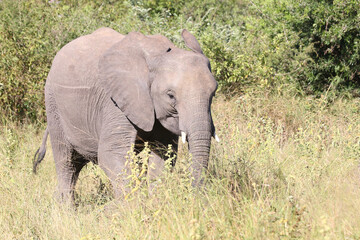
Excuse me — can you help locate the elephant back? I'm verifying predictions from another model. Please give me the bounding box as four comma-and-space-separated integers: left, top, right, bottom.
46, 27, 124, 88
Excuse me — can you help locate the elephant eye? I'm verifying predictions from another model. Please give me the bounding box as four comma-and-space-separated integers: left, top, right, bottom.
166, 90, 176, 102
168, 93, 175, 100
167, 48, 172, 52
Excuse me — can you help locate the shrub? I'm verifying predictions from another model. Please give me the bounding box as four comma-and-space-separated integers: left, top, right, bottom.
250, 0, 360, 94
0, 0, 248, 122
0, 0, 359, 122
0, 0, 131, 122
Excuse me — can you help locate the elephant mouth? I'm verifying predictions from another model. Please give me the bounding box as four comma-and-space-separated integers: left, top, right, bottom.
156, 115, 181, 136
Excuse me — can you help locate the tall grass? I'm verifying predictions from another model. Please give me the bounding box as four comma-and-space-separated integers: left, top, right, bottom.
1, 91, 359, 239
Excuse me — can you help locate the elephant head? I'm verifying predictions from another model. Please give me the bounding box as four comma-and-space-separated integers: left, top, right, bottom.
99, 30, 218, 186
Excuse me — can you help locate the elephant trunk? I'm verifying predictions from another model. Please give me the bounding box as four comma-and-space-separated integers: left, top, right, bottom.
186, 111, 213, 186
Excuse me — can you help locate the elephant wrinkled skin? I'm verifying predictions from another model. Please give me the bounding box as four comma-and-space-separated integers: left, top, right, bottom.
33, 28, 218, 202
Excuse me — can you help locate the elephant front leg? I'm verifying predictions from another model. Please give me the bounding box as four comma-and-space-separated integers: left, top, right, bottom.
147, 152, 169, 194
147, 140, 178, 193
98, 128, 137, 199
148, 153, 165, 180
98, 150, 130, 199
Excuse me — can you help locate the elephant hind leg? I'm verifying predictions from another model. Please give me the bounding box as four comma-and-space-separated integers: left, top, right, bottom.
50, 135, 87, 203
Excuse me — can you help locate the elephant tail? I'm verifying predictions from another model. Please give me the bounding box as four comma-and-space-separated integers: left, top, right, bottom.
33, 127, 49, 174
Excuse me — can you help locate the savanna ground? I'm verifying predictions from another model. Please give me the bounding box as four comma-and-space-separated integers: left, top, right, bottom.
1, 90, 360, 239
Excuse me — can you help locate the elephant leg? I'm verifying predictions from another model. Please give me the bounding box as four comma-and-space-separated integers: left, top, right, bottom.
98, 121, 137, 199
147, 138, 178, 190
146, 152, 165, 194
98, 143, 135, 199
148, 152, 166, 179
50, 135, 87, 203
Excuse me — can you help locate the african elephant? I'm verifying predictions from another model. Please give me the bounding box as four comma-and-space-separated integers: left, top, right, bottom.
33, 27, 219, 202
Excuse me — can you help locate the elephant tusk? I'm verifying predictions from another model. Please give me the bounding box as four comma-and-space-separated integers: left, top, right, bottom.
181, 131, 186, 144
214, 133, 220, 142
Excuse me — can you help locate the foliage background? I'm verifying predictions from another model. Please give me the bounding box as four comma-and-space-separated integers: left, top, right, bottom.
1, 0, 359, 123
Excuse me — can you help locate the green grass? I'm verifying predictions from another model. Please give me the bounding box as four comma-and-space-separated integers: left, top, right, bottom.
1, 91, 360, 239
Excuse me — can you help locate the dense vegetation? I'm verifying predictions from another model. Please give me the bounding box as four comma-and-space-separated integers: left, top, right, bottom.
1, 0, 359, 122
1, 0, 360, 239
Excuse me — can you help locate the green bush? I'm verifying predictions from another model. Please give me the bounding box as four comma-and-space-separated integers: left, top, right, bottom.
0, 0, 131, 122
0, 0, 359, 123
298, 0, 360, 93
0, 0, 247, 122
250, 0, 360, 94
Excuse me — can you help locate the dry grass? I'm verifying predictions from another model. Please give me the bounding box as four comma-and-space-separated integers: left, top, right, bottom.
1, 91, 360, 239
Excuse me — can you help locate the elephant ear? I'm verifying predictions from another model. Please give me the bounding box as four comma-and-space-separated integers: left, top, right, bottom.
99, 32, 155, 132
181, 29, 204, 54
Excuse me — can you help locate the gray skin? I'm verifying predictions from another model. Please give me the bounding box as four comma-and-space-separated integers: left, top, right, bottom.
33, 27, 218, 202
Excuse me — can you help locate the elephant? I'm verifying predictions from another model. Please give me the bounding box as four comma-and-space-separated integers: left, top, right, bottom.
33, 27, 219, 202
